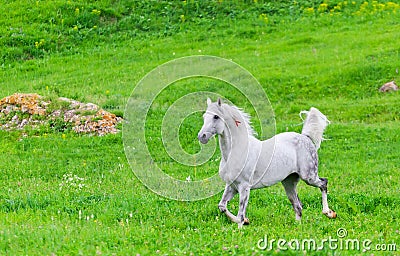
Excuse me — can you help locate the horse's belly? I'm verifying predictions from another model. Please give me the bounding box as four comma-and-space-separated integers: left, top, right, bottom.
251, 167, 294, 188
251, 142, 298, 188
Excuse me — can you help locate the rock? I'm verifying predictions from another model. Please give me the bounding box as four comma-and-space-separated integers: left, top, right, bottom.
3, 105, 13, 115
50, 109, 62, 117
18, 119, 29, 128
82, 103, 99, 111
379, 81, 398, 92
11, 115, 19, 124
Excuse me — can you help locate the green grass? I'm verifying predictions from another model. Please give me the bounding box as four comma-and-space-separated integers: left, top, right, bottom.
1, 1, 399, 255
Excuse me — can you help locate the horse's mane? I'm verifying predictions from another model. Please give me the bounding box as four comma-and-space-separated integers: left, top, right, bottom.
223, 104, 257, 137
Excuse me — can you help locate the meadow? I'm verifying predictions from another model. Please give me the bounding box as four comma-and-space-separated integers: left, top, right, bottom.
0, 0, 399, 255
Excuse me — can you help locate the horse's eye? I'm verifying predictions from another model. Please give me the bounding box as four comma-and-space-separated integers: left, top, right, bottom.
213, 115, 219, 120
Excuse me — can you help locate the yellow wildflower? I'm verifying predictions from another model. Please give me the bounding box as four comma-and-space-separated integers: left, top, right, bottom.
259, 13, 268, 23
91, 9, 101, 15
304, 7, 315, 15
35, 39, 45, 49
318, 3, 328, 13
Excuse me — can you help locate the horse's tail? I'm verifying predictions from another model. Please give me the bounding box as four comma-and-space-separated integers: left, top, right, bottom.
300, 107, 330, 150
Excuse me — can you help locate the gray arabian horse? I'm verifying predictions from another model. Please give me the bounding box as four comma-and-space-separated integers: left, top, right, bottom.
197, 98, 336, 228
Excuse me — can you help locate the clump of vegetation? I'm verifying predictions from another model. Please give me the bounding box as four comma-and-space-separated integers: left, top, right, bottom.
0, 93, 122, 136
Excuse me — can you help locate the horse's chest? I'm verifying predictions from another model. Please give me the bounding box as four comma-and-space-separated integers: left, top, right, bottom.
218, 157, 256, 184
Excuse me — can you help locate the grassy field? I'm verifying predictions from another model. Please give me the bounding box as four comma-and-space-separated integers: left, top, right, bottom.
1, 0, 399, 255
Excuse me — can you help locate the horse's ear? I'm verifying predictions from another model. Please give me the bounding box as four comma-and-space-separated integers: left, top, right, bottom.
217, 98, 222, 106
206, 98, 212, 106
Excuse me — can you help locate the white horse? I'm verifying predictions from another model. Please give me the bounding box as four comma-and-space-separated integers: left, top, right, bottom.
197, 98, 336, 228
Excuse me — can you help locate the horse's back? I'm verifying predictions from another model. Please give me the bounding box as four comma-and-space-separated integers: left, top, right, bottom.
251, 132, 316, 188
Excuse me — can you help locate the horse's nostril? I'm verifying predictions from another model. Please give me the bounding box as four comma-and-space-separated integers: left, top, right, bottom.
198, 133, 208, 143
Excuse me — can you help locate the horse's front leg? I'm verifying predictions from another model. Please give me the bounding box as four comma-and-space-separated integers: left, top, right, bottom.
237, 185, 251, 228
218, 184, 240, 223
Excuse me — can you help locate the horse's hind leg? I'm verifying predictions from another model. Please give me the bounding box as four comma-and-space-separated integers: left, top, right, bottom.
303, 176, 337, 219
318, 178, 337, 218
282, 173, 303, 221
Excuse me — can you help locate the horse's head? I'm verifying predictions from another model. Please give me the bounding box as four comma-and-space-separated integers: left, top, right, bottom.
197, 98, 225, 144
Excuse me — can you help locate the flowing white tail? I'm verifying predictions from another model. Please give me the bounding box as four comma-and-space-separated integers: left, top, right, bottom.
300, 107, 330, 150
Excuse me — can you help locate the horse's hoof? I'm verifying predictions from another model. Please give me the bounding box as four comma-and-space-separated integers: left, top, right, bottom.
324, 210, 337, 219
243, 218, 250, 225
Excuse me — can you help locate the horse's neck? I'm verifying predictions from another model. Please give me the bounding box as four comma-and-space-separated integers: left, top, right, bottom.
219, 124, 248, 162
219, 134, 230, 162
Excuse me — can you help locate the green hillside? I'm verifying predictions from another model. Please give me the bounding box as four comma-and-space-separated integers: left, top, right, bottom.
0, 1, 399, 255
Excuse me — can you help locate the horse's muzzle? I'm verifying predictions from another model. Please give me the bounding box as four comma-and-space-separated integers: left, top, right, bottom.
198, 132, 212, 144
